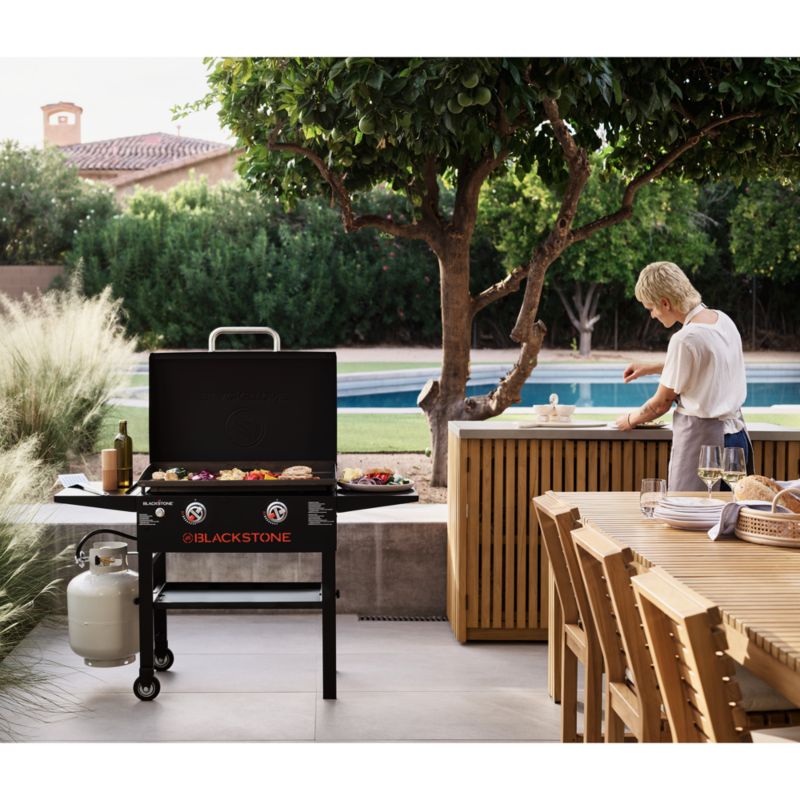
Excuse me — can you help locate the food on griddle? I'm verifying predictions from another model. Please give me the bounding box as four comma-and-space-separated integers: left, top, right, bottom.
149, 465, 318, 481
245, 469, 279, 480
192, 469, 216, 481
218, 467, 247, 481
279, 465, 317, 480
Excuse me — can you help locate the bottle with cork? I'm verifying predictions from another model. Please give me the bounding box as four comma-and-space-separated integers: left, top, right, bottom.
114, 420, 133, 490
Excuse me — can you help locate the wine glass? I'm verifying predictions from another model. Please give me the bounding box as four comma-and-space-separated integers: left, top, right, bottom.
640, 478, 667, 518
697, 445, 722, 500
722, 447, 746, 498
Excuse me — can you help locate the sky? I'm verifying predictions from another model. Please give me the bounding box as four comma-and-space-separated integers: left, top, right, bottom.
0, 58, 233, 147
2, 1, 797, 152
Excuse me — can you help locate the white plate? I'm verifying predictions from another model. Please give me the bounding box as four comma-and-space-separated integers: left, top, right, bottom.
337, 481, 415, 493
654, 511, 721, 521
660, 497, 726, 509
516, 421, 610, 429
653, 514, 719, 531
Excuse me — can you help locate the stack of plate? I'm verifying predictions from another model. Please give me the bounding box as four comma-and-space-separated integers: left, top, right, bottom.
653, 497, 727, 530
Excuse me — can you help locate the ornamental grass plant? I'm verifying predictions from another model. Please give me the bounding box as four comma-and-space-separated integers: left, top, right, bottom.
0, 276, 137, 465
0, 412, 69, 741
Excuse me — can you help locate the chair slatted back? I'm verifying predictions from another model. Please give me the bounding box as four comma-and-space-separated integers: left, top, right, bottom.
533, 493, 588, 628
631, 567, 750, 743
572, 524, 665, 741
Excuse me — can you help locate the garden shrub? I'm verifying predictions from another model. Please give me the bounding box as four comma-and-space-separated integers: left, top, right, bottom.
70, 179, 444, 348
0, 141, 116, 265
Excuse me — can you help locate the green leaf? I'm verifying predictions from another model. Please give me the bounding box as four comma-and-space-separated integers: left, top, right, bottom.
329, 60, 347, 80
612, 77, 623, 105
366, 69, 384, 90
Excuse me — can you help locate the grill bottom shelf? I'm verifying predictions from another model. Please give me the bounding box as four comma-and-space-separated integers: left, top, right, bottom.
154, 582, 322, 609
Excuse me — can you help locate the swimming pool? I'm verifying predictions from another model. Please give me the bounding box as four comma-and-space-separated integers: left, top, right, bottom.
337, 372, 800, 408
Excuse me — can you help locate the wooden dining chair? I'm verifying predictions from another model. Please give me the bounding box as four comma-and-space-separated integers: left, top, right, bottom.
571, 523, 669, 742
532, 493, 603, 742
631, 567, 800, 742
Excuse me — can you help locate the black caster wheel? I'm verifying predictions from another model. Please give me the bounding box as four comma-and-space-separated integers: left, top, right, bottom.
154, 649, 175, 672
133, 676, 161, 701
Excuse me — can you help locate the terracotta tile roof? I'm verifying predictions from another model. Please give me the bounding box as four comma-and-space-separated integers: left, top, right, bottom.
60, 133, 230, 172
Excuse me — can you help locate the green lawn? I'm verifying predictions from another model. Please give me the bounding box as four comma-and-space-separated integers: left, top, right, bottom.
98, 406, 149, 452
99, 403, 800, 455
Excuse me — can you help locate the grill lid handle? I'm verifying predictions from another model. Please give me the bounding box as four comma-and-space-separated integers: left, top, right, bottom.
208, 327, 281, 352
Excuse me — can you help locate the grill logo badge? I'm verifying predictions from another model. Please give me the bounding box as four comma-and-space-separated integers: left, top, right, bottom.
182, 501, 207, 525
264, 501, 288, 524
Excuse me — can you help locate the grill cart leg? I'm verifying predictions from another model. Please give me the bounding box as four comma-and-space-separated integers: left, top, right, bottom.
321, 550, 337, 699
134, 543, 160, 700
152, 552, 174, 671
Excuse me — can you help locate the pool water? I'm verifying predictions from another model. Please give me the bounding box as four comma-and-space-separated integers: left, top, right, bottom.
338, 380, 800, 408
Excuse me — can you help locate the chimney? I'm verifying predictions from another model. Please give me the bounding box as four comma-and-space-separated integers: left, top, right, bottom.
42, 101, 83, 147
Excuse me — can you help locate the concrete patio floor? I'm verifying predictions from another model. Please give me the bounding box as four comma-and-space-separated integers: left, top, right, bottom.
6, 613, 561, 743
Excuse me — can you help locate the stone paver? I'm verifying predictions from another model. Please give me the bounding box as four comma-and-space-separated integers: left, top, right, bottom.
6, 614, 560, 743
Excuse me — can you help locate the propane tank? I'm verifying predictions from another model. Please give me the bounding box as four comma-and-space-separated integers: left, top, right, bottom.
67, 541, 139, 667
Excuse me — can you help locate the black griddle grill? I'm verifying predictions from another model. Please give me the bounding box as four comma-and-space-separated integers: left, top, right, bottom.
55, 327, 418, 701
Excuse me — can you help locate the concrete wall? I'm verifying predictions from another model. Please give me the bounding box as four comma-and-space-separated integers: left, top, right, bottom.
39, 504, 448, 617
0, 265, 65, 301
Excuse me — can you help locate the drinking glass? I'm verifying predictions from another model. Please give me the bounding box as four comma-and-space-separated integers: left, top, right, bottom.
640, 478, 667, 518
722, 447, 746, 498
697, 445, 722, 500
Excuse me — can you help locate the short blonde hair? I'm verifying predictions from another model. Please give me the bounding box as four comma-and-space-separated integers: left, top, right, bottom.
634, 261, 701, 313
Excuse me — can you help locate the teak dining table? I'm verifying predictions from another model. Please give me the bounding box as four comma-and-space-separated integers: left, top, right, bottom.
549, 491, 800, 708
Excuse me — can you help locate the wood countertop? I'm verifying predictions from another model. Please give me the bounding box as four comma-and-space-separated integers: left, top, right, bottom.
448, 420, 800, 441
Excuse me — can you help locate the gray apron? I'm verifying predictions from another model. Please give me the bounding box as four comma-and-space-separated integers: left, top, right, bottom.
668, 409, 725, 491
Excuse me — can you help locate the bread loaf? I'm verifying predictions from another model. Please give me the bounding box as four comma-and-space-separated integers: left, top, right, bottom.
734, 475, 800, 513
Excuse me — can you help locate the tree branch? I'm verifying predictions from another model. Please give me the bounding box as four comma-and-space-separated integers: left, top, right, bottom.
452, 148, 509, 233
463, 320, 548, 419
267, 127, 438, 245
569, 110, 760, 244
587, 282, 601, 319
471, 265, 527, 316
510, 97, 591, 342
419, 155, 442, 226
554, 284, 580, 330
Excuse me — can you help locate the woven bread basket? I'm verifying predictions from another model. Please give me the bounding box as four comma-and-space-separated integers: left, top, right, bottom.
735, 488, 800, 548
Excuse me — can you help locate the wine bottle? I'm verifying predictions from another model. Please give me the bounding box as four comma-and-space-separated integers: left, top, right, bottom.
114, 420, 133, 490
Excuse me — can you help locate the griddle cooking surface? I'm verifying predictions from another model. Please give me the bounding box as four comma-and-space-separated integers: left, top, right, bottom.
138, 461, 336, 492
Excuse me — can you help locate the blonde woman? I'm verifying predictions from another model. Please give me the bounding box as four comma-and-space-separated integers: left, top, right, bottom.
615, 261, 752, 491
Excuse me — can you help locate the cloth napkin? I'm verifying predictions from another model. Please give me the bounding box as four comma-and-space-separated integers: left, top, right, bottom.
707, 479, 800, 541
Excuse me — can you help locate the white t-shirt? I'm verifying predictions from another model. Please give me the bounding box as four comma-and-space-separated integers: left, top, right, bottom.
660, 310, 747, 433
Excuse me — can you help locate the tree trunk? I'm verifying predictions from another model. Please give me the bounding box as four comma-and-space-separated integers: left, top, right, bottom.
579, 329, 593, 357
418, 237, 472, 486
554, 281, 602, 358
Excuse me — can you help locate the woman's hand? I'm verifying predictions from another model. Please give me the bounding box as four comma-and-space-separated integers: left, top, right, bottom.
623, 363, 657, 383
615, 412, 634, 431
